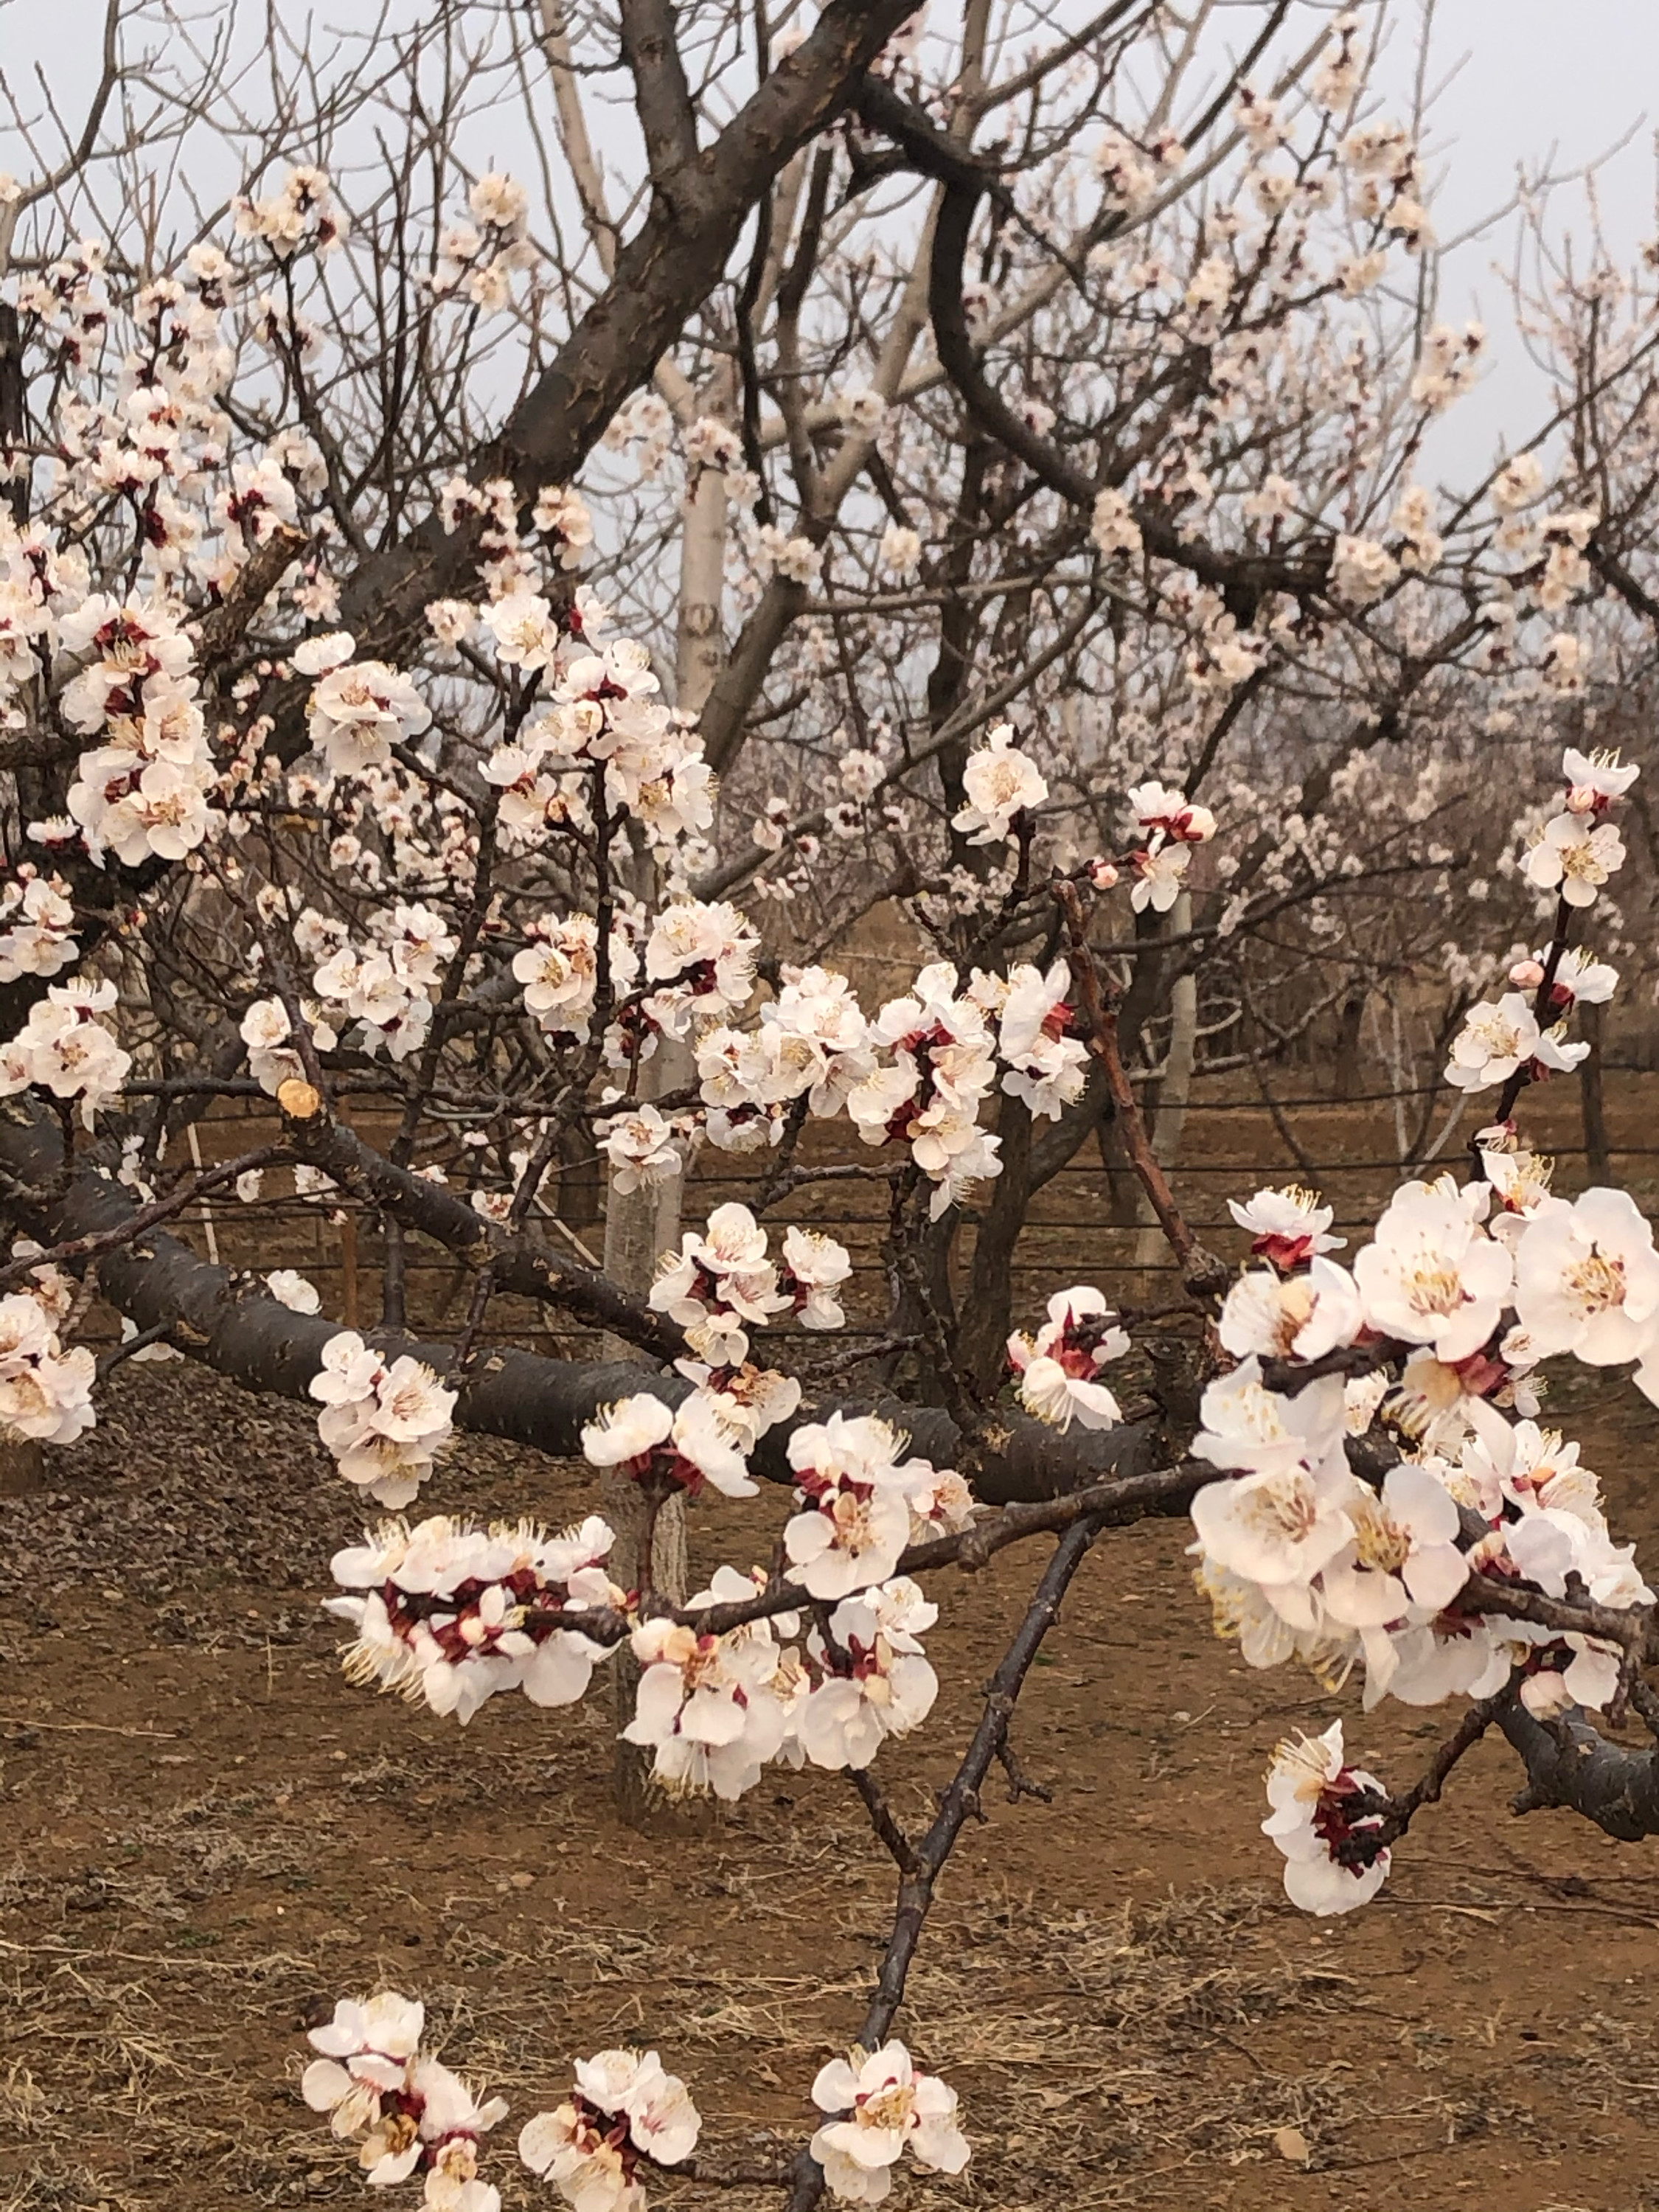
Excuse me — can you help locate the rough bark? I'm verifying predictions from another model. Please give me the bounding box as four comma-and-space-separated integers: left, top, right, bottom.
1498, 1700, 1659, 1842
324, 0, 922, 672
0, 1096, 1164, 1507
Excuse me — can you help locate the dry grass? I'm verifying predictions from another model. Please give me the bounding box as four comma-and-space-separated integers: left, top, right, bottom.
0, 1849, 1616, 2212
9, 1363, 1659, 2212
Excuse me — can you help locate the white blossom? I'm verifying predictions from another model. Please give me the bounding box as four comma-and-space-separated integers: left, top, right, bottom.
1262, 1722, 1391, 1915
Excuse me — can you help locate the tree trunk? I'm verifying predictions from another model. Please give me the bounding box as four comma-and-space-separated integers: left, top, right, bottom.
1133, 892, 1197, 1278
1580, 998, 1611, 1183
600, 406, 734, 1826
1334, 990, 1367, 1100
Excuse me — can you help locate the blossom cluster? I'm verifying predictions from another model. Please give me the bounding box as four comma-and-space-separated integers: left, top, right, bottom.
60, 592, 219, 867
327, 1513, 622, 1724
481, 633, 714, 861
809, 2040, 970, 2205
310, 1332, 458, 1506
624, 1565, 804, 1800
305, 1997, 968, 2212
430, 173, 539, 313
1206, 1164, 1659, 1913
1007, 1285, 1130, 1430
302, 1992, 507, 2212
0, 1281, 95, 1444
625, 1571, 944, 1797
1445, 749, 1637, 1091
784, 1413, 975, 1598
1126, 779, 1217, 913
644, 1203, 850, 1366
1262, 1722, 1392, 1916
0, 976, 131, 1125
0, 870, 78, 983
519, 2049, 700, 2212
1215, 743, 1659, 1915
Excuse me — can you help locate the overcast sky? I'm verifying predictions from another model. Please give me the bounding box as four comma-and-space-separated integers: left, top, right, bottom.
1370, 0, 1659, 465
4, 0, 1658, 479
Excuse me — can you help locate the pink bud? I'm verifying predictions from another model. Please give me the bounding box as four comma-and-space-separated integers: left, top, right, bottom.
1089, 858, 1119, 890
1509, 958, 1545, 988
1564, 783, 1601, 814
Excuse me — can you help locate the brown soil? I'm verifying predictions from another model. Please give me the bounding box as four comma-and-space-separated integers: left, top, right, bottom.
4, 1347, 1659, 2212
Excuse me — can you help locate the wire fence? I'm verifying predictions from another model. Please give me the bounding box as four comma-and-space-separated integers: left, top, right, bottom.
122, 1060, 1653, 1352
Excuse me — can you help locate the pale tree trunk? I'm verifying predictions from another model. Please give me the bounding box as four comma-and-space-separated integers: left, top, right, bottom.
1133, 892, 1197, 1276
601, 389, 733, 1826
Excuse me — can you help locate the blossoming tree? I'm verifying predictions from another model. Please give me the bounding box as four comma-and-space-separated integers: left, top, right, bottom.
7, 0, 1659, 2205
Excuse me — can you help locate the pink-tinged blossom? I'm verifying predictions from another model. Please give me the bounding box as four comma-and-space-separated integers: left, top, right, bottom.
310, 1332, 456, 1508
580, 1388, 757, 1499
799, 1582, 938, 1770
950, 723, 1047, 845
1521, 812, 1625, 905
519, 2050, 699, 2212
809, 2042, 970, 2204
302, 1992, 507, 2203
1126, 779, 1215, 844
597, 1104, 682, 1197
1560, 745, 1639, 811
624, 1572, 797, 1801
1006, 1284, 1129, 1430
1318, 1461, 1470, 1636
0, 976, 132, 1127
778, 1225, 853, 1329
1228, 1184, 1343, 1269
785, 1414, 943, 1598
328, 1513, 620, 1724
307, 659, 432, 776
1352, 1178, 1512, 1363
1262, 1722, 1391, 1915
1514, 1187, 1659, 1366
1444, 992, 1587, 1091
1217, 1257, 1363, 1363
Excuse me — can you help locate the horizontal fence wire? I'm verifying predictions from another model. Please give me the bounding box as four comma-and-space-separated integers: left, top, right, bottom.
135, 1068, 1658, 1349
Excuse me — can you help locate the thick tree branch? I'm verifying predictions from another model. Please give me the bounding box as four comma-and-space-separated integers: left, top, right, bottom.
617, 0, 700, 209
0, 1097, 1169, 1506
333, 0, 922, 665
277, 1095, 686, 1363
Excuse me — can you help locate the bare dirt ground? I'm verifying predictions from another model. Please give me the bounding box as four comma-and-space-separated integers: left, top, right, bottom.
4, 1346, 1659, 2212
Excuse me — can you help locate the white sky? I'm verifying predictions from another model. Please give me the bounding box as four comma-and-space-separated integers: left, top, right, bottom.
1369, 0, 1659, 464
4, 0, 1659, 479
